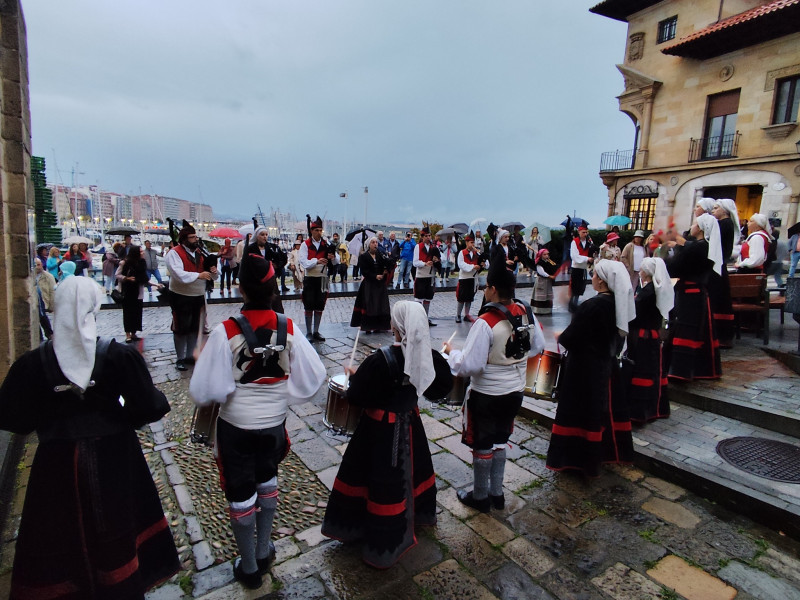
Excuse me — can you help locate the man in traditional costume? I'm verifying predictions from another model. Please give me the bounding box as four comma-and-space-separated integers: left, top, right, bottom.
190, 250, 326, 589
0, 276, 180, 598
568, 225, 594, 312
299, 215, 339, 341
444, 255, 545, 511
412, 227, 440, 326
455, 232, 481, 323
165, 220, 218, 371
322, 301, 452, 568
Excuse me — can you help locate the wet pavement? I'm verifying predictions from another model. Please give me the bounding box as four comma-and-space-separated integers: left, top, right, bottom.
3, 280, 800, 600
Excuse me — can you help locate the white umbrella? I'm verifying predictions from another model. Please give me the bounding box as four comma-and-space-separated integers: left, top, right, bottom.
525, 222, 552, 245
63, 235, 93, 246
470, 218, 489, 233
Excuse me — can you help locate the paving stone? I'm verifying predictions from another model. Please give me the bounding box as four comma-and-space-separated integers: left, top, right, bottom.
537, 489, 599, 529
466, 513, 516, 546
501, 536, 555, 577
695, 520, 759, 562
590, 562, 664, 600
501, 460, 540, 494
271, 542, 340, 585
316, 465, 338, 491
438, 485, 477, 520
420, 413, 459, 440
191, 561, 234, 597
174, 484, 195, 515
539, 567, 606, 600
273, 575, 329, 600
166, 463, 185, 485
317, 541, 407, 599
285, 411, 305, 433
653, 524, 730, 572
757, 547, 800, 588
296, 524, 327, 548
641, 497, 700, 529
432, 450, 473, 489
144, 583, 184, 600
641, 477, 686, 501
154, 441, 180, 452
396, 534, 444, 575
718, 561, 800, 600
434, 510, 505, 574
507, 508, 577, 559
184, 515, 204, 544
274, 536, 301, 564
193, 540, 215, 570
292, 401, 322, 417
435, 433, 474, 463
291, 437, 344, 472
413, 559, 500, 600
160, 449, 176, 465
153, 430, 167, 445
519, 435, 550, 457
485, 562, 556, 600
581, 517, 666, 571
647, 555, 737, 600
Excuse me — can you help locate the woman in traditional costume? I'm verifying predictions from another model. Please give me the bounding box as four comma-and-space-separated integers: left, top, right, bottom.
711, 199, 740, 347
625, 257, 674, 422
350, 236, 391, 333
532, 248, 558, 315
666, 213, 722, 381
322, 301, 452, 568
0, 276, 180, 599
546, 259, 635, 477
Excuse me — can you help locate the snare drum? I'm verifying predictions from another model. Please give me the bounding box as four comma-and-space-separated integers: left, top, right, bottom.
533, 350, 562, 399
525, 354, 542, 393
440, 375, 469, 406
324, 374, 362, 435
190, 403, 220, 447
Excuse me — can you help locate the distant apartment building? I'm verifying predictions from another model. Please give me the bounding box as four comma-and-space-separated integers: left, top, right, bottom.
592, 0, 800, 233
190, 203, 214, 223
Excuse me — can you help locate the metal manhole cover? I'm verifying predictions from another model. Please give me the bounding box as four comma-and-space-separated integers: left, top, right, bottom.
716, 436, 800, 483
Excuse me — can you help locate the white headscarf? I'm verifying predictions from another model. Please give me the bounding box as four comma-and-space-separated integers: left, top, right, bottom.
391, 301, 435, 396
594, 259, 635, 336
495, 228, 509, 244
365, 235, 378, 252
715, 198, 740, 241
696, 213, 723, 275
639, 257, 674, 321
696, 198, 716, 214
53, 276, 104, 391
749, 213, 773, 239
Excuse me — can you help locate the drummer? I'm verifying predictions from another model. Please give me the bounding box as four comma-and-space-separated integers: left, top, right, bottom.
189, 251, 326, 589
443, 254, 545, 512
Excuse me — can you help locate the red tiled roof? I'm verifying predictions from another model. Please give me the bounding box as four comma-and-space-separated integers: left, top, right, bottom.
662, 0, 800, 58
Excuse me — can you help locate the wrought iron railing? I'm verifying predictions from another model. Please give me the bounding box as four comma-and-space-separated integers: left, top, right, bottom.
688, 131, 740, 162
600, 149, 635, 172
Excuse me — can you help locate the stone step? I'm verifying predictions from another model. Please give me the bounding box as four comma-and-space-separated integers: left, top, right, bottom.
519, 397, 800, 541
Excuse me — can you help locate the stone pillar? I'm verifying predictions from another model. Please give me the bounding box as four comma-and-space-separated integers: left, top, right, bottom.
0, 0, 36, 377
636, 90, 655, 169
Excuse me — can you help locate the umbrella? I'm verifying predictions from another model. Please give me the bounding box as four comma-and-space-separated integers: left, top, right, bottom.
63, 235, 93, 246
560, 217, 589, 228
603, 215, 632, 226
524, 222, 552, 245
345, 227, 376, 242
143, 228, 172, 236
36, 242, 54, 250
436, 227, 458, 238
788, 222, 800, 238
106, 225, 140, 236
208, 226, 243, 240
502, 221, 525, 231
470, 217, 489, 233
347, 237, 366, 257
449, 222, 469, 234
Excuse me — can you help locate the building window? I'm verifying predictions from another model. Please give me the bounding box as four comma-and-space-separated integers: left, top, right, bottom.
657, 16, 677, 44
773, 76, 800, 124
703, 89, 740, 160
625, 196, 657, 231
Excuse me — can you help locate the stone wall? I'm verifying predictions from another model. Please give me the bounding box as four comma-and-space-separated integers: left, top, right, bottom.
0, 0, 36, 377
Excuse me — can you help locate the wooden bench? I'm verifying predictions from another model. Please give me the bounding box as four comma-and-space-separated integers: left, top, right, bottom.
769, 291, 785, 325
728, 273, 769, 345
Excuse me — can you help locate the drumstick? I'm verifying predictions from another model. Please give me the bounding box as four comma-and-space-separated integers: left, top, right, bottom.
441, 330, 457, 353
344, 330, 360, 388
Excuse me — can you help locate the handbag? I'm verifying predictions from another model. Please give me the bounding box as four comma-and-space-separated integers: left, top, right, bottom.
111, 285, 125, 303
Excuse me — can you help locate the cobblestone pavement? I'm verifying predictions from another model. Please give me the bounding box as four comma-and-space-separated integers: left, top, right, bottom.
3, 288, 800, 600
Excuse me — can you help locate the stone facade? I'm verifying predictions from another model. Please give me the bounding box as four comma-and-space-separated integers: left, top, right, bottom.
0, 0, 36, 377
595, 0, 800, 234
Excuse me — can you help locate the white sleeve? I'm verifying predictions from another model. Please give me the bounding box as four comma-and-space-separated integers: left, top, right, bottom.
447, 319, 492, 377
570, 240, 589, 267
287, 326, 327, 399
165, 249, 201, 284
530, 317, 546, 356
536, 264, 549, 277
738, 235, 767, 268
458, 252, 477, 273
298, 242, 318, 270
189, 325, 236, 406
413, 244, 425, 268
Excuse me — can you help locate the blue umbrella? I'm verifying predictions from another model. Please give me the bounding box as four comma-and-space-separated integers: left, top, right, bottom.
560, 217, 589, 228
603, 215, 632, 226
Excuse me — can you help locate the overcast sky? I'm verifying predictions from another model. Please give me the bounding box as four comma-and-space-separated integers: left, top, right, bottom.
25, 1, 631, 228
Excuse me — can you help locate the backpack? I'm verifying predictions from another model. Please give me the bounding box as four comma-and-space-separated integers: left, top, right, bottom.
482, 299, 537, 360
231, 313, 288, 364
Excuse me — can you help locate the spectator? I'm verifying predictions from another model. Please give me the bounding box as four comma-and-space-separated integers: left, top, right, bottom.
396, 231, 416, 289
789, 228, 800, 278
143, 240, 164, 293
218, 238, 235, 293
46, 246, 61, 280
116, 245, 148, 343
102, 242, 122, 295
35, 257, 56, 312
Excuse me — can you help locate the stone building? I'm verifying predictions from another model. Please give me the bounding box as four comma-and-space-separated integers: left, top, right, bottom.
591, 0, 800, 234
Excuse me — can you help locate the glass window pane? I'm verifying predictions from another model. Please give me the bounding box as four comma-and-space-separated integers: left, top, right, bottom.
775, 80, 790, 124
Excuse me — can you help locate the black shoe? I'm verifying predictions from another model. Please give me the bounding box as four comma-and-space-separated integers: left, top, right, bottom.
313, 332, 326, 342
455, 316, 462, 323
176, 360, 187, 371
457, 489, 490, 513
233, 557, 262, 590
256, 542, 276, 575
428, 320, 437, 327
489, 494, 505, 510
281, 287, 290, 292
306, 332, 314, 341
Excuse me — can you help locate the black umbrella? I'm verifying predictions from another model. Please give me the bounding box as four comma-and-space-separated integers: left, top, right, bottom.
449, 222, 469, 234
502, 221, 525, 231
788, 222, 800, 238
345, 227, 377, 242
106, 225, 140, 235
143, 228, 172, 236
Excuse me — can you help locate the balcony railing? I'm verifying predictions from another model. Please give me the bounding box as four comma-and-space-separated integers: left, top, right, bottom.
688, 131, 740, 162
600, 149, 635, 172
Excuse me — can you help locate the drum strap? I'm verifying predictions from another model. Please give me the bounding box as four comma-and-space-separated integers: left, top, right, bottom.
379, 346, 403, 387
232, 313, 288, 355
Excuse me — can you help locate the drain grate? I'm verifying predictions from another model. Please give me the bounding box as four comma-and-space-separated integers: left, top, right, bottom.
716, 436, 800, 483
